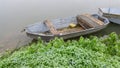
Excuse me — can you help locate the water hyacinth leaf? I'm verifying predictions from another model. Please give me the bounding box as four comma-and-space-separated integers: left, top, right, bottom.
0, 32, 120, 67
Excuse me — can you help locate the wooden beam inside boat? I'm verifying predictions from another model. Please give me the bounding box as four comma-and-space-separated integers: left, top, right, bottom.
76, 15, 93, 29
76, 14, 103, 28
44, 20, 59, 35
84, 14, 104, 25
58, 27, 84, 34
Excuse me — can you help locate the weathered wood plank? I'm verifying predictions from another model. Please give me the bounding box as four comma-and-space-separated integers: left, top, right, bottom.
44, 20, 59, 35
84, 14, 104, 25
76, 15, 93, 29
76, 14, 103, 28
80, 15, 99, 27
58, 27, 84, 34
78, 21, 88, 29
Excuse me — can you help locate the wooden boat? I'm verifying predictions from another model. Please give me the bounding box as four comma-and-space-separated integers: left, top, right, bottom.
25, 14, 109, 41
98, 8, 120, 24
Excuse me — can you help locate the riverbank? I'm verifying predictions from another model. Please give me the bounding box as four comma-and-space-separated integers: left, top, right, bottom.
0, 32, 120, 67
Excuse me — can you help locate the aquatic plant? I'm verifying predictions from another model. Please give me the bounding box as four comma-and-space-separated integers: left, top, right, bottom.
0, 32, 120, 68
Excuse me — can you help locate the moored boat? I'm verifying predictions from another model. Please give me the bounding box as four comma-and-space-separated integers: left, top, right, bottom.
98, 8, 120, 24
25, 14, 109, 41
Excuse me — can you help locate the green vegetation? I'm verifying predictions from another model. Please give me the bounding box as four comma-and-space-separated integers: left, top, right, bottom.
0, 32, 120, 68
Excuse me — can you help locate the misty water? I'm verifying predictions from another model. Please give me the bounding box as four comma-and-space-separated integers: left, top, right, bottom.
0, 0, 120, 52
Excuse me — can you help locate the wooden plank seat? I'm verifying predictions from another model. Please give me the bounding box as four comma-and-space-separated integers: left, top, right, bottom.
76, 14, 104, 29
84, 14, 104, 25
44, 20, 59, 35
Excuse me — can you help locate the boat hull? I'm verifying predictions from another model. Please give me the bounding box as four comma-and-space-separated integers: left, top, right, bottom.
26, 25, 107, 41
98, 8, 120, 24
25, 14, 109, 41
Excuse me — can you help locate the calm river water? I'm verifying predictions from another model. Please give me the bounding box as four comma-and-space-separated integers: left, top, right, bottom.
0, 0, 120, 52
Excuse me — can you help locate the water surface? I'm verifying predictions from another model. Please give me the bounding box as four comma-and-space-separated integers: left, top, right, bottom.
0, 0, 120, 52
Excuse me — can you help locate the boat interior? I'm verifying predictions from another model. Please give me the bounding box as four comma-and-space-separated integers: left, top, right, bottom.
27, 14, 105, 35
43, 14, 104, 35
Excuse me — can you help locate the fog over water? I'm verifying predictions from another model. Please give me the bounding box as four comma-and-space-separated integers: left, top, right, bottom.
0, 0, 120, 52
